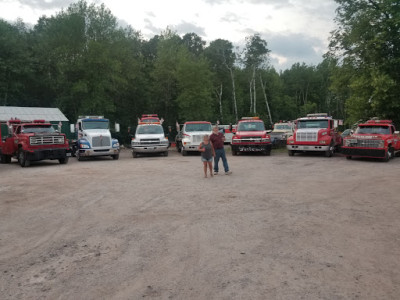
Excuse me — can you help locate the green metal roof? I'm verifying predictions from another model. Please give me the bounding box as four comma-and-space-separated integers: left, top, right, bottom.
0, 106, 68, 122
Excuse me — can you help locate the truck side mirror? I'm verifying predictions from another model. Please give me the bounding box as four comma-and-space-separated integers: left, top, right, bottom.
70, 124, 75, 133
115, 123, 120, 133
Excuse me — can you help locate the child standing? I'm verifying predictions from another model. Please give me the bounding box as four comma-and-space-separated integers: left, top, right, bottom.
198, 135, 215, 178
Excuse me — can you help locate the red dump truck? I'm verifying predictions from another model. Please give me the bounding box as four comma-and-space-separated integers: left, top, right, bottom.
0, 119, 70, 167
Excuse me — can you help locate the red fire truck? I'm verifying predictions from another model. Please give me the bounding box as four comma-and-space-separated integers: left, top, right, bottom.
0, 119, 70, 167
341, 119, 400, 161
231, 117, 272, 156
287, 113, 342, 157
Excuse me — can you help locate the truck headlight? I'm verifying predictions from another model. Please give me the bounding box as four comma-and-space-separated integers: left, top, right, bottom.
261, 138, 270, 142
319, 140, 327, 144
80, 143, 90, 149
377, 140, 384, 148
288, 140, 294, 144
112, 142, 119, 148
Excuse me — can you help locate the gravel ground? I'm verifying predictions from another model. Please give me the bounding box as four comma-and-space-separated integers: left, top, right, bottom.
1, 147, 400, 299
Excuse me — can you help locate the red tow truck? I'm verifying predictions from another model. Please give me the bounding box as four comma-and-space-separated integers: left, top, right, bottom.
231, 117, 272, 156
287, 113, 342, 157
341, 119, 400, 161
0, 119, 70, 167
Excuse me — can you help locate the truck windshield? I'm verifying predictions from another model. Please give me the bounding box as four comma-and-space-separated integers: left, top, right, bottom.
185, 123, 212, 132
22, 125, 55, 133
137, 125, 164, 134
297, 120, 328, 129
356, 126, 390, 134
237, 122, 265, 131
82, 120, 109, 130
274, 124, 291, 130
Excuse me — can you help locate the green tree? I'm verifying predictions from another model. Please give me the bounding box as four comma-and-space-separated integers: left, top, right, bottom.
0, 19, 32, 106
329, 0, 400, 124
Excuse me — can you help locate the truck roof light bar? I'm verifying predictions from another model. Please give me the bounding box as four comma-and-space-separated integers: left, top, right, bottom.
306, 113, 328, 117
366, 120, 392, 124
78, 116, 104, 119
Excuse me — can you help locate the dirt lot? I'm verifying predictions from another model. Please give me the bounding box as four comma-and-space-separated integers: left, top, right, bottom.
1, 147, 400, 299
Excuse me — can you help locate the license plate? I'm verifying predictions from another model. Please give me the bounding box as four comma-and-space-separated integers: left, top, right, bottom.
66, 153, 72, 157
303, 146, 309, 150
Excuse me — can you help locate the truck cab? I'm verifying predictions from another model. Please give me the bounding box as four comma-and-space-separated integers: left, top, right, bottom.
287, 113, 342, 157
131, 123, 169, 158
341, 119, 400, 161
0, 119, 70, 167
270, 121, 294, 147
71, 116, 120, 160
231, 117, 272, 156
175, 121, 212, 156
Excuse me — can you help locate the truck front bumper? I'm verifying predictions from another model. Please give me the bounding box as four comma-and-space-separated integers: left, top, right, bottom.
341, 147, 385, 158
26, 148, 70, 161
231, 144, 272, 152
132, 145, 168, 153
182, 144, 201, 151
287, 145, 330, 152
78, 148, 119, 157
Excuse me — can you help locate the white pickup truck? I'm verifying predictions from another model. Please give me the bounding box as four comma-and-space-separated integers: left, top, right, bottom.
131, 124, 169, 158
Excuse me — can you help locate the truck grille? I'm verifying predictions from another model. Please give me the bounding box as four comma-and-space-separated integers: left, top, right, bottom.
192, 135, 204, 143
346, 139, 382, 148
92, 136, 111, 147
238, 136, 263, 142
30, 135, 65, 145
296, 132, 317, 142
140, 139, 160, 145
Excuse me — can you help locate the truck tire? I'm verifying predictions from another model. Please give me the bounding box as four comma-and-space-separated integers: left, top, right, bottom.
164, 151, 169, 156
384, 147, 394, 162
76, 150, 84, 161
264, 150, 271, 156
182, 150, 187, 156
325, 142, 334, 157
59, 157, 69, 164
18, 150, 30, 167
112, 154, 119, 160
132, 151, 138, 158
1, 154, 11, 163
177, 142, 182, 153
346, 156, 352, 160
288, 150, 295, 156
232, 150, 237, 156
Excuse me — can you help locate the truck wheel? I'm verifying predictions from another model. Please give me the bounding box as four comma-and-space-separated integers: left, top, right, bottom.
177, 142, 182, 153
232, 150, 237, 156
59, 157, 69, 164
182, 150, 187, 156
18, 150, 30, 167
76, 151, 83, 161
325, 143, 334, 157
288, 150, 295, 156
264, 150, 271, 156
1, 154, 11, 163
346, 156, 352, 160
384, 148, 394, 162
164, 151, 169, 156
132, 152, 138, 158
112, 154, 119, 160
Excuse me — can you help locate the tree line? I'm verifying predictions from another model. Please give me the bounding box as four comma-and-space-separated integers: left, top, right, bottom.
1, 0, 399, 139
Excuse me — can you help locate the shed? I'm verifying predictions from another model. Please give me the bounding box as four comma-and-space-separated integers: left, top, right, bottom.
0, 106, 73, 139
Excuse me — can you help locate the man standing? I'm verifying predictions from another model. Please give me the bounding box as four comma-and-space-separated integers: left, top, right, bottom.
210, 126, 232, 175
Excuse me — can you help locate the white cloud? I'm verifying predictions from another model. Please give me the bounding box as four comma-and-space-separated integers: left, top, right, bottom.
0, 0, 338, 70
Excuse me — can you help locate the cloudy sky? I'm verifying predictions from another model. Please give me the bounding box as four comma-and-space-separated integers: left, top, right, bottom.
0, 0, 339, 70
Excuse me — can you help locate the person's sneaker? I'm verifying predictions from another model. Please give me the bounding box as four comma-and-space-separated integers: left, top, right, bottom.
214, 172, 218, 175
225, 171, 232, 175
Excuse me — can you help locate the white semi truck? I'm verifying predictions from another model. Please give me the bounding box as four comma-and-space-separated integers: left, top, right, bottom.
70, 116, 120, 161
